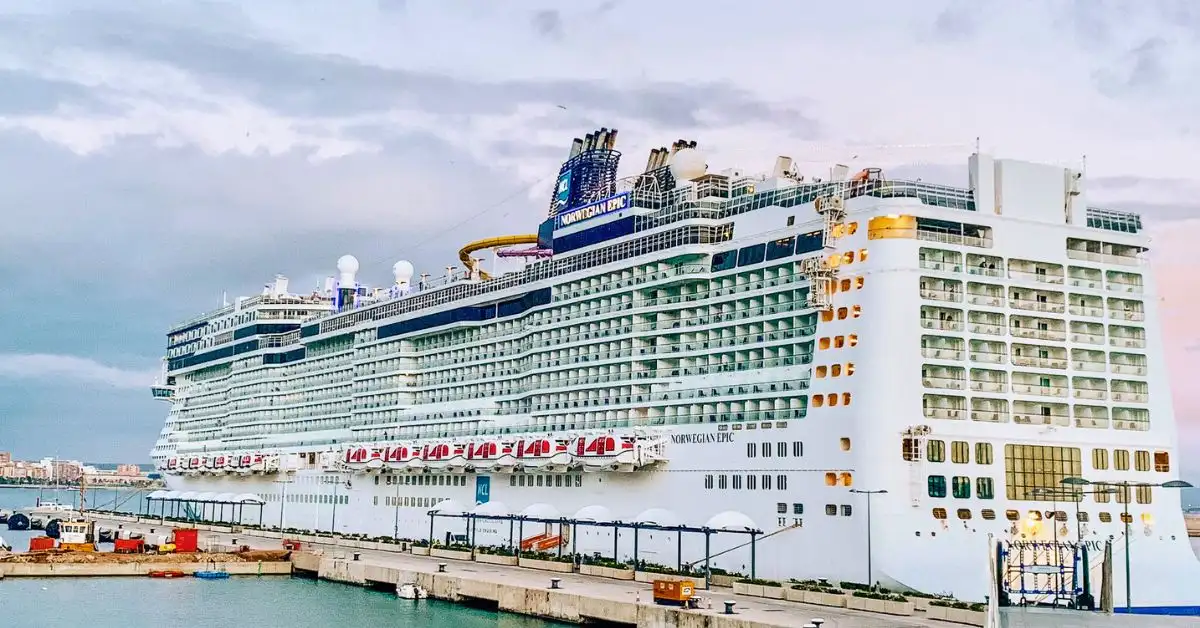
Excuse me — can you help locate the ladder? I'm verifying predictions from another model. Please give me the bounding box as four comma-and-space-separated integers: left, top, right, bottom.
799, 187, 848, 311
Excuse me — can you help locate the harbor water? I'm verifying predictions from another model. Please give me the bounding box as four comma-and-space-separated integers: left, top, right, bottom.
0, 488, 567, 628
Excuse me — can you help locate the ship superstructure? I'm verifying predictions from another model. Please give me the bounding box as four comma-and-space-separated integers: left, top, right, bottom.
151, 129, 1200, 612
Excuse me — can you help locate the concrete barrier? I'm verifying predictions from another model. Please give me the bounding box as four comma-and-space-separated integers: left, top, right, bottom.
0, 560, 291, 578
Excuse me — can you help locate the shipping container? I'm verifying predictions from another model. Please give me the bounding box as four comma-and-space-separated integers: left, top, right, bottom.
173, 528, 199, 553
113, 538, 145, 553
652, 579, 696, 606
28, 536, 56, 552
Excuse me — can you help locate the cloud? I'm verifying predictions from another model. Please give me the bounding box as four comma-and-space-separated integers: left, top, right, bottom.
530, 10, 563, 41
0, 354, 158, 390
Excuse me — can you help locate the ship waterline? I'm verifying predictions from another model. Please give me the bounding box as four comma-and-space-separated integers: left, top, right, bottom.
152, 129, 1200, 613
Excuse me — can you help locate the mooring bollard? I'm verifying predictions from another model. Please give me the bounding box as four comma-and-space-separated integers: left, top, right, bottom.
353, 552, 361, 561
723, 601, 735, 614
811, 620, 825, 628
550, 578, 562, 589
438, 563, 447, 573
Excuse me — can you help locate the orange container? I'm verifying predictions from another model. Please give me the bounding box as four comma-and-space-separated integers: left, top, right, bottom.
114, 538, 145, 553
652, 579, 696, 605
172, 528, 199, 553
28, 536, 56, 552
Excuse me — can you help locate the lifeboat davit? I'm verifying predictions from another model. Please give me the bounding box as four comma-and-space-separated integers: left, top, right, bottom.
445, 442, 469, 472
578, 435, 640, 472
519, 438, 573, 472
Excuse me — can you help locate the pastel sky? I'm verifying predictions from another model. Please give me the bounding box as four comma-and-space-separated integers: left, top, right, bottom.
0, 1, 1196, 487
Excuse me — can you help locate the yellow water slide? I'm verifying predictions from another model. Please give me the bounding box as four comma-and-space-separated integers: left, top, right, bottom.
459, 234, 539, 280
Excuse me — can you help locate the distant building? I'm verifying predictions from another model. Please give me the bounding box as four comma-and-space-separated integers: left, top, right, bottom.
0, 452, 11, 465
116, 464, 141, 476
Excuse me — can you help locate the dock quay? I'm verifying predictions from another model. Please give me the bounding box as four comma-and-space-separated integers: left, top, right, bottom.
50, 514, 1198, 627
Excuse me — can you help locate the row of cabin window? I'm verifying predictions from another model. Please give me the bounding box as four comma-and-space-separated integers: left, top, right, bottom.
812, 393, 852, 407
903, 439, 995, 464
704, 473, 789, 491
509, 474, 584, 488
818, 335, 860, 350
828, 249, 869, 268
815, 363, 855, 378
820, 305, 863, 322
1093, 448, 1170, 472
934, 507, 1139, 524
747, 441, 804, 458
768, 502, 853, 517
380, 474, 469, 487
928, 475, 996, 499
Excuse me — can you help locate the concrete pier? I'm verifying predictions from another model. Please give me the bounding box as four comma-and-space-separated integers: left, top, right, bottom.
0, 560, 291, 578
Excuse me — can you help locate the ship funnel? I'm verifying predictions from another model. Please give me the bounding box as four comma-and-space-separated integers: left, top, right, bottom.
606, 129, 618, 149
569, 138, 583, 158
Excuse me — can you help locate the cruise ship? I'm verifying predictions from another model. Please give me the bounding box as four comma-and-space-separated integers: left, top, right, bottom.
150, 128, 1200, 613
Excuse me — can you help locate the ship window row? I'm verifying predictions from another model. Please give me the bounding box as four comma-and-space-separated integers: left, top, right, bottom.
379, 474, 469, 487
819, 305, 862, 323
777, 502, 805, 515
931, 508, 1143, 524
904, 439, 994, 465
746, 441, 805, 458
381, 496, 449, 509
814, 363, 855, 378
273, 493, 348, 505
922, 368, 1149, 405
927, 475, 995, 499
1091, 448, 1169, 472
825, 504, 852, 516
703, 473, 790, 491
817, 335, 859, 350
919, 247, 1144, 285
508, 474, 584, 488
922, 393, 1149, 431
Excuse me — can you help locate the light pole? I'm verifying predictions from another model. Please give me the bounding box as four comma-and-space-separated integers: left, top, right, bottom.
1061, 477, 1192, 613
320, 475, 343, 534
273, 476, 294, 531
393, 475, 401, 540
849, 488, 887, 587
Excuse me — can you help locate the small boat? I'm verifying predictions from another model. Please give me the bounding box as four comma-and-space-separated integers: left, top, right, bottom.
0, 509, 10, 524
148, 570, 187, 578
0, 534, 10, 551
396, 583, 428, 599
194, 570, 230, 579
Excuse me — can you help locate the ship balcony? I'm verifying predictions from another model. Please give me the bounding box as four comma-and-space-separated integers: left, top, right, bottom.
922, 335, 965, 361
1011, 343, 1067, 369
920, 277, 963, 303
969, 339, 1007, 365
1068, 293, 1105, 318
922, 394, 966, 420
922, 365, 966, 390
1070, 348, 1107, 373
1012, 401, 1070, 427
1073, 404, 1110, 429
1011, 372, 1069, 398
918, 247, 963, 273
966, 282, 1005, 308
1111, 379, 1149, 403
969, 368, 1007, 393
1067, 266, 1104, 291
1112, 407, 1150, 431
1110, 352, 1148, 376
970, 397, 1009, 423
1008, 289, 1065, 314
1010, 316, 1066, 342
965, 253, 1004, 278
1069, 321, 1106, 346
1105, 270, 1144, 294
967, 311, 1005, 336
920, 306, 963, 332
1072, 377, 1108, 401
1108, 325, 1146, 349
1008, 258, 1065, 285
1067, 238, 1145, 267
1106, 298, 1145, 322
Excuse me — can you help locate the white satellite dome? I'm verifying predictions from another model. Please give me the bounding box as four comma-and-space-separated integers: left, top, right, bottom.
669, 147, 707, 181
337, 254, 360, 284
392, 260, 415, 285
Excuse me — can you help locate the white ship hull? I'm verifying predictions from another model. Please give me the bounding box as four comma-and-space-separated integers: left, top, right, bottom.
152, 136, 1200, 615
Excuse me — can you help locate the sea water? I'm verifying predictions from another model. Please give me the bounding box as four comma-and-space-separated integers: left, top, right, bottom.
0, 488, 566, 628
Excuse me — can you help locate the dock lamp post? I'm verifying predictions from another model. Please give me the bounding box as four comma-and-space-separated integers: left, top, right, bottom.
1061, 477, 1192, 613
273, 475, 294, 531
849, 488, 887, 587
